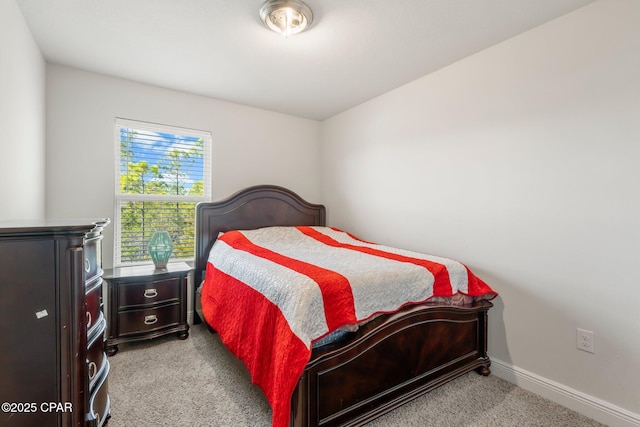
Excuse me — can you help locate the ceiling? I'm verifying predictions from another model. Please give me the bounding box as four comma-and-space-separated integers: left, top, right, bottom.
16, 0, 595, 121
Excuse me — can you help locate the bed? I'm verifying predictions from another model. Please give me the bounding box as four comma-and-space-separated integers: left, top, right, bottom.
194, 185, 496, 427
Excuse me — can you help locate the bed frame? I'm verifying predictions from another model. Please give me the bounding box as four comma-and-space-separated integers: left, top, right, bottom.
194, 185, 492, 427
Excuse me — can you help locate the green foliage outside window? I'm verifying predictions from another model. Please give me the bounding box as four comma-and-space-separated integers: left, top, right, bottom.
118, 127, 207, 264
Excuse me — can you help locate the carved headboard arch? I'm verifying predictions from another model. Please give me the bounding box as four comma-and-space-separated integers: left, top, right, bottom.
194, 185, 326, 288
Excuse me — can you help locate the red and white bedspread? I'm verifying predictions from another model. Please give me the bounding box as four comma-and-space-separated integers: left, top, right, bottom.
201, 226, 496, 427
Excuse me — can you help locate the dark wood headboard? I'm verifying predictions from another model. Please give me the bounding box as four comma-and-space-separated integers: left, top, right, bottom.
194, 185, 326, 288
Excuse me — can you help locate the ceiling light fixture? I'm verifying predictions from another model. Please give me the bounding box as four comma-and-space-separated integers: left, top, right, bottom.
259, 0, 314, 38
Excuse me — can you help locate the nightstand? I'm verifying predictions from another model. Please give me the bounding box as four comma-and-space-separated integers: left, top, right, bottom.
104, 262, 190, 356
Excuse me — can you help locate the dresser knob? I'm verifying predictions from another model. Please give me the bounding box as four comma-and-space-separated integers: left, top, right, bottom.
88, 361, 97, 380
86, 311, 92, 328
144, 315, 158, 325
84, 258, 91, 273
143, 288, 158, 298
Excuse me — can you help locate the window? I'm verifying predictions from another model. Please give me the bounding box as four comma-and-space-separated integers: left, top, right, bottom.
114, 118, 211, 266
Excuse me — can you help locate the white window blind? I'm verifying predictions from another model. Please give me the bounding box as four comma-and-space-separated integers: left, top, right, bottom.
114, 118, 212, 266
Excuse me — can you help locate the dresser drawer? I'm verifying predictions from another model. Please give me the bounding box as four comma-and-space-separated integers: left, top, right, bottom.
118, 277, 181, 308
118, 303, 181, 336
84, 236, 102, 284
87, 361, 110, 427
86, 278, 103, 333
87, 322, 106, 390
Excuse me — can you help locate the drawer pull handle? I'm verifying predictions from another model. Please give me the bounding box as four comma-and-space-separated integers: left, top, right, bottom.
88, 361, 97, 380
84, 258, 91, 273
144, 315, 158, 325
144, 289, 158, 298
86, 311, 92, 328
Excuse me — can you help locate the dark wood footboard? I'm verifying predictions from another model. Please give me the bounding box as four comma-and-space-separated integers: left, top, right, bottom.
290, 301, 492, 427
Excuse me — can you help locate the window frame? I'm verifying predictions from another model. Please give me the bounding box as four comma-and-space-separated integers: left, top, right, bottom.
114, 118, 212, 267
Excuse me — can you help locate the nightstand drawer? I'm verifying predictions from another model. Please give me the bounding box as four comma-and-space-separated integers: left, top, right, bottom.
118, 277, 181, 308
117, 303, 181, 336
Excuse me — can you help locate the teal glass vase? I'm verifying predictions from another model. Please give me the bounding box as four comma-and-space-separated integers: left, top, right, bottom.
148, 231, 173, 269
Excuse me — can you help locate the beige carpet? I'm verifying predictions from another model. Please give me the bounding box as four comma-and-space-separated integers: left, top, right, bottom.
107, 324, 606, 426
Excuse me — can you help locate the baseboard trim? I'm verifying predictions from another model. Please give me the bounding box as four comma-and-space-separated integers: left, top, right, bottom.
491, 358, 640, 427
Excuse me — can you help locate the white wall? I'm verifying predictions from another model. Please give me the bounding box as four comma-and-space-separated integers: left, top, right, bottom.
321, 0, 639, 425
46, 64, 321, 268
0, 0, 46, 221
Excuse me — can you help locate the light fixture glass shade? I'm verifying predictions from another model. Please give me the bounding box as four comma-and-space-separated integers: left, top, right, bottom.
260, 0, 313, 38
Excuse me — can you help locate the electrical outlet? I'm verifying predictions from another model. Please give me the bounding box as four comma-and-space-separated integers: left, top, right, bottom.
576, 328, 595, 353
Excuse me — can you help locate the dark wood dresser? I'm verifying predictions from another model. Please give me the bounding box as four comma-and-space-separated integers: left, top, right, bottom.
0, 220, 110, 427
104, 262, 190, 356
